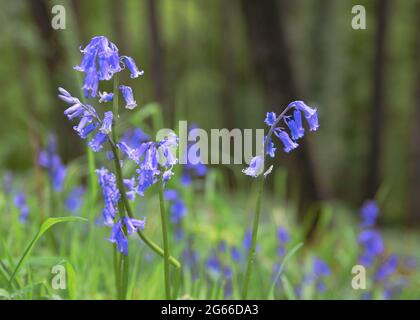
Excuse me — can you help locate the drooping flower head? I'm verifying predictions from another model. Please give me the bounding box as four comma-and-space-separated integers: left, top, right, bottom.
244, 100, 319, 178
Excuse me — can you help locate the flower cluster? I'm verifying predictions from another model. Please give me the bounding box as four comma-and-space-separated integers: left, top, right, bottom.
108, 217, 146, 255
243, 101, 319, 178
38, 134, 66, 192
118, 132, 179, 196
96, 168, 121, 226
74, 36, 143, 98
357, 200, 403, 299
58, 36, 179, 255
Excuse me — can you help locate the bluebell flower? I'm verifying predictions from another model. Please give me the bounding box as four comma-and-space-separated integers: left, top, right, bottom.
230, 246, 242, 263
118, 142, 141, 164
65, 186, 85, 212
313, 258, 330, 277
245, 101, 319, 178
170, 200, 186, 224
108, 217, 145, 255
180, 125, 208, 185
14, 192, 29, 223
119, 85, 137, 109
121, 128, 150, 149
123, 177, 137, 201
358, 230, 384, 266
286, 110, 305, 140
264, 112, 277, 126
206, 255, 222, 277
274, 129, 299, 153
243, 229, 260, 252
100, 111, 113, 134
277, 226, 290, 244
75, 121, 98, 139
164, 189, 178, 201
99, 91, 114, 103
136, 168, 157, 196
375, 255, 398, 282
242, 156, 264, 177
88, 131, 108, 152
124, 216, 146, 235
75, 36, 122, 97
265, 136, 276, 158
96, 168, 121, 226
360, 200, 379, 228
122, 56, 144, 79
224, 266, 233, 298
38, 135, 66, 192
108, 220, 128, 255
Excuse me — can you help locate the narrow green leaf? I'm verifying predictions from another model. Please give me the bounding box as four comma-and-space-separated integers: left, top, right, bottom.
8, 217, 87, 285
268, 242, 303, 299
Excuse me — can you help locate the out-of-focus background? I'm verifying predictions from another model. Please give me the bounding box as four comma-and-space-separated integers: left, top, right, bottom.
0, 0, 419, 225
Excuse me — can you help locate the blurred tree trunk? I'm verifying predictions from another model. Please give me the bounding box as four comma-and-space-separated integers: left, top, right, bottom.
28, 0, 80, 160
146, 0, 166, 109
408, 1, 420, 226
241, 0, 322, 238
112, 0, 127, 51
366, 0, 389, 199
220, 0, 236, 130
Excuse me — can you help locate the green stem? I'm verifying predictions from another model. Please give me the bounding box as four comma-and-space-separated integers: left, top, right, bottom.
159, 177, 171, 299
241, 176, 264, 299
241, 104, 293, 299
111, 74, 129, 300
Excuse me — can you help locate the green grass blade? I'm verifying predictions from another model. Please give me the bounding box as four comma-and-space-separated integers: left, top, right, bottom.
268, 242, 303, 299
8, 217, 87, 285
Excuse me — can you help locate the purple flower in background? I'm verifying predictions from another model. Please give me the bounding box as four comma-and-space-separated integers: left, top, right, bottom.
3, 171, 13, 195
65, 186, 85, 212
119, 85, 137, 110
276, 226, 290, 259
375, 255, 398, 282
358, 230, 384, 266
360, 200, 379, 228
230, 246, 242, 263
243, 229, 260, 252
277, 226, 290, 244
313, 258, 330, 278
14, 192, 29, 223
206, 255, 222, 277
179, 125, 208, 186
38, 135, 66, 192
